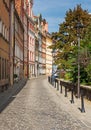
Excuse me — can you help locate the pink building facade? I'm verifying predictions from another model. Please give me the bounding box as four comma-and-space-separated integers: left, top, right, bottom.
27, 0, 35, 78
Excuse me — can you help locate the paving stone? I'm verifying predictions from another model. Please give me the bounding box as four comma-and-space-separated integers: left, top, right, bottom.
0, 76, 90, 130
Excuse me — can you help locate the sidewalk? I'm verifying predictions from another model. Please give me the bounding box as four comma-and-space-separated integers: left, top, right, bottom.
48, 80, 91, 129
0, 76, 44, 110
0, 79, 27, 112
0, 77, 91, 129
0, 76, 42, 111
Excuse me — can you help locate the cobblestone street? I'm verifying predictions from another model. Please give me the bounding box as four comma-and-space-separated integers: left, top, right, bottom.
0, 76, 91, 130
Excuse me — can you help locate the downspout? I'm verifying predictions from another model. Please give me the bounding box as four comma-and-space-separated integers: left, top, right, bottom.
21, 1, 25, 78
13, 2, 15, 82
23, 28, 24, 78
9, 0, 15, 86
27, 18, 29, 78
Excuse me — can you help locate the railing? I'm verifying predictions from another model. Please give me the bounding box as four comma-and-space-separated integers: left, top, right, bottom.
48, 76, 91, 113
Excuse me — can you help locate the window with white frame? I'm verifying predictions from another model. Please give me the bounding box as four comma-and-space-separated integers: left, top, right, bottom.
0, 18, 9, 42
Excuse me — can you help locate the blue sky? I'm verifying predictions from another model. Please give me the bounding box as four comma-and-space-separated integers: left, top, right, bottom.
33, 0, 91, 33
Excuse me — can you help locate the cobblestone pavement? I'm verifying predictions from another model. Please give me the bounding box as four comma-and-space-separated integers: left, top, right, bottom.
0, 76, 90, 130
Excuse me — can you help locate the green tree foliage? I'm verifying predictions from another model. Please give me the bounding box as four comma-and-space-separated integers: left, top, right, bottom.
50, 4, 91, 84
80, 23, 91, 84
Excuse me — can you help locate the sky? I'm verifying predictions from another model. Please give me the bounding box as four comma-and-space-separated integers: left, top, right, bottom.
33, 0, 91, 33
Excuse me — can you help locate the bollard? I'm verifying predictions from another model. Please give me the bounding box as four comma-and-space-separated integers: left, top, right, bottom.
81, 89, 85, 113
54, 79, 56, 88
50, 76, 52, 84
71, 86, 74, 103
60, 83, 62, 93
65, 86, 67, 97
49, 76, 50, 83
48, 76, 49, 82
57, 80, 59, 91
60, 85, 62, 93
51, 75, 54, 86
52, 80, 54, 86
52, 76, 55, 87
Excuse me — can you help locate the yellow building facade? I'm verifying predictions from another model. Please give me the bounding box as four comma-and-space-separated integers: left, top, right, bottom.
46, 33, 53, 76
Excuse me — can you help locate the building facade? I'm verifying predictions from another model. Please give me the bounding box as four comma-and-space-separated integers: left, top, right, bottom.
27, 0, 35, 78
0, 0, 10, 89
14, 10, 24, 81
34, 15, 42, 75
15, 0, 29, 78
0, 0, 53, 91
46, 33, 53, 76
34, 15, 52, 76
41, 19, 48, 75
41, 32, 46, 74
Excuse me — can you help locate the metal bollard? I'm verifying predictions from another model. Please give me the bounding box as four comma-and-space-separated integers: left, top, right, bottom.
54, 79, 56, 88
81, 89, 85, 113
60, 82, 62, 93
48, 76, 49, 82
49, 76, 50, 83
57, 80, 59, 91
60, 83, 62, 93
65, 86, 67, 97
71, 87, 74, 103
52, 80, 54, 86
49, 76, 51, 84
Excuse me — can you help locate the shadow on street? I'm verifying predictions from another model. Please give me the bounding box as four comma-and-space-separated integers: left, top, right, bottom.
0, 80, 26, 113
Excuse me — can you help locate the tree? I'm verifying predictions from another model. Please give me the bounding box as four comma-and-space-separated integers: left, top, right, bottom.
80, 23, 91, 84
50, 4, 91, 82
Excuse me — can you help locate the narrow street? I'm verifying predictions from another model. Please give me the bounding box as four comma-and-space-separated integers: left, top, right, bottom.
0, 76, 89, 130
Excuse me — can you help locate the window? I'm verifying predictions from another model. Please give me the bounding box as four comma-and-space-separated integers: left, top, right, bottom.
30, 52, 31, 61
6, 60, 8, 78
2, 58, 4, 79
5, 59, 6, 78
15, 18, 18, 32
0, 19, 9, 41
0, 57, 9, 80
3, 0, 9, 9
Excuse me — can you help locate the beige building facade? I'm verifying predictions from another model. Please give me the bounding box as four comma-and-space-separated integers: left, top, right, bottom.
46, 33, 53, 76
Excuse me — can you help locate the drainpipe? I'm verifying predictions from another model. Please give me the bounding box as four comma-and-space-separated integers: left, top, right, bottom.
9, 0, 15, 86
27, 18, 29, 78
23, 28, 24, 78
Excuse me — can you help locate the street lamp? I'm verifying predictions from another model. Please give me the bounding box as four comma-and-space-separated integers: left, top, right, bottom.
75, 22, 84, 98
